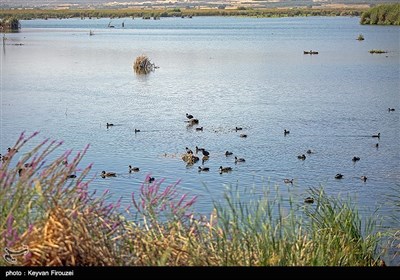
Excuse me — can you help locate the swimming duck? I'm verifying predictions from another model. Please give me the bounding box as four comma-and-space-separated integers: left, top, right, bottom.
192, 156, 200, 163
284, 129, 290, 135
335, 173, 343, 179
195, 146, 205, 154
186, 113, 194, 120
147, 176, 155, 183
283, 179, 293, 184
101, 171, 116, 178
196, 127, 203, 131
372, 133, 380, 138
240, 134, 247, 138
202, 149, 210, 157
219, 166, 232, 173
234, 156, 246, 163
361, 176, 367, 182
106, 122, 114, 127
225, 151, 233, 156
304, 197, 314, 204
188, 118, 199, 125
198, 166, 210, 172
235, 127, 243, 131
134, 129, 141, 133
352, 156, 360, 162
129, 165, 140, 172
297, 154, 306, 160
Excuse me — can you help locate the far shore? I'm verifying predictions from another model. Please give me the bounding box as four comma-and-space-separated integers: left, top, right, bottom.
0, 7, 367, 21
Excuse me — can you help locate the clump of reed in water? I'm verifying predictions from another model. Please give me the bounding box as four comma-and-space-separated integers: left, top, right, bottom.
133, 55, 156, 74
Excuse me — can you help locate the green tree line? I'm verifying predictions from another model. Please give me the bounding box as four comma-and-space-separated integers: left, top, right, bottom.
361, 3, 400, 25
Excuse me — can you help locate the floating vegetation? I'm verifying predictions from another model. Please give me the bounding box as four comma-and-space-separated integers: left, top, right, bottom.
369, 49, 387, 54
133, 55, 157, 75
357, 34, 365, 41
304, 50, 319, 55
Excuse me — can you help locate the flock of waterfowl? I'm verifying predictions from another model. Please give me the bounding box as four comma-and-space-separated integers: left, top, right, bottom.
100, 110, 388, 204
1, 108, 394, 205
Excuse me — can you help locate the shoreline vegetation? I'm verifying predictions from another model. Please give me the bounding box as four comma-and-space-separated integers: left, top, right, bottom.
0, 7, 367, 21
1, 132, 398, 266
360, 3, 400, 25
0, 4, 398, 28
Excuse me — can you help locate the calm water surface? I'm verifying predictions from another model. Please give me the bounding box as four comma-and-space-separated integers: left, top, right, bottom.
1, 16, 399, 258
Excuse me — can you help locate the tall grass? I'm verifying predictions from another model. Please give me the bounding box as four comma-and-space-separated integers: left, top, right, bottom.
0, 132, 385, 266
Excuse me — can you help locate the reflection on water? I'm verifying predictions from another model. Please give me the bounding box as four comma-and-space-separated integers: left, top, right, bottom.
1, 16, 399, 259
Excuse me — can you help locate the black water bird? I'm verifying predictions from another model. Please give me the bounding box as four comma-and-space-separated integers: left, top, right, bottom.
101, 171, 116, 178
352, 156, 360, 162
361, 176, 368, 182
195, 146, 205, 154
188, 118, 199, 125
297, 154, 306, 160
240, 134, 247, 138
219, 166, 232, 173
186, 113, 194, 120
129, 165, 140, 172
284, 129, 290, 135
225, 151, 233, 156
304, 197, 314, 204
196, 127, 203, 131
235, 127, 243, 131
234, 156, 245, 163
283, 179, 293, 184
106, 122, 114, 127
198, 166, 210, 172
372, 133, 380, 138
335, 173, 343, 179
135, 129, 141, 133
147, 176, 155, 183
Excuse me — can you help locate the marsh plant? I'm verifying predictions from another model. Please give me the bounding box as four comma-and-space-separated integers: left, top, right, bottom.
0, 132, 386, 266
133, 55, 156, 75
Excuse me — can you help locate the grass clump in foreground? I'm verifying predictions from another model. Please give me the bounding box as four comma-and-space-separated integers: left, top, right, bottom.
0, 132, 386, 266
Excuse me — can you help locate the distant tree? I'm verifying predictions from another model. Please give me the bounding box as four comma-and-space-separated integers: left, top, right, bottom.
361, 4, 400, 25
0, 17, 20, 31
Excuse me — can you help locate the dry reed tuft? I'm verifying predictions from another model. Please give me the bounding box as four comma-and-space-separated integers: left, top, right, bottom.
18, 206, 116, 266
133, 55, 156, 74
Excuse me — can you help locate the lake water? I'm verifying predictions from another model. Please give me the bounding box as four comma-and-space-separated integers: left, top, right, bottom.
1, 16, 399, 260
